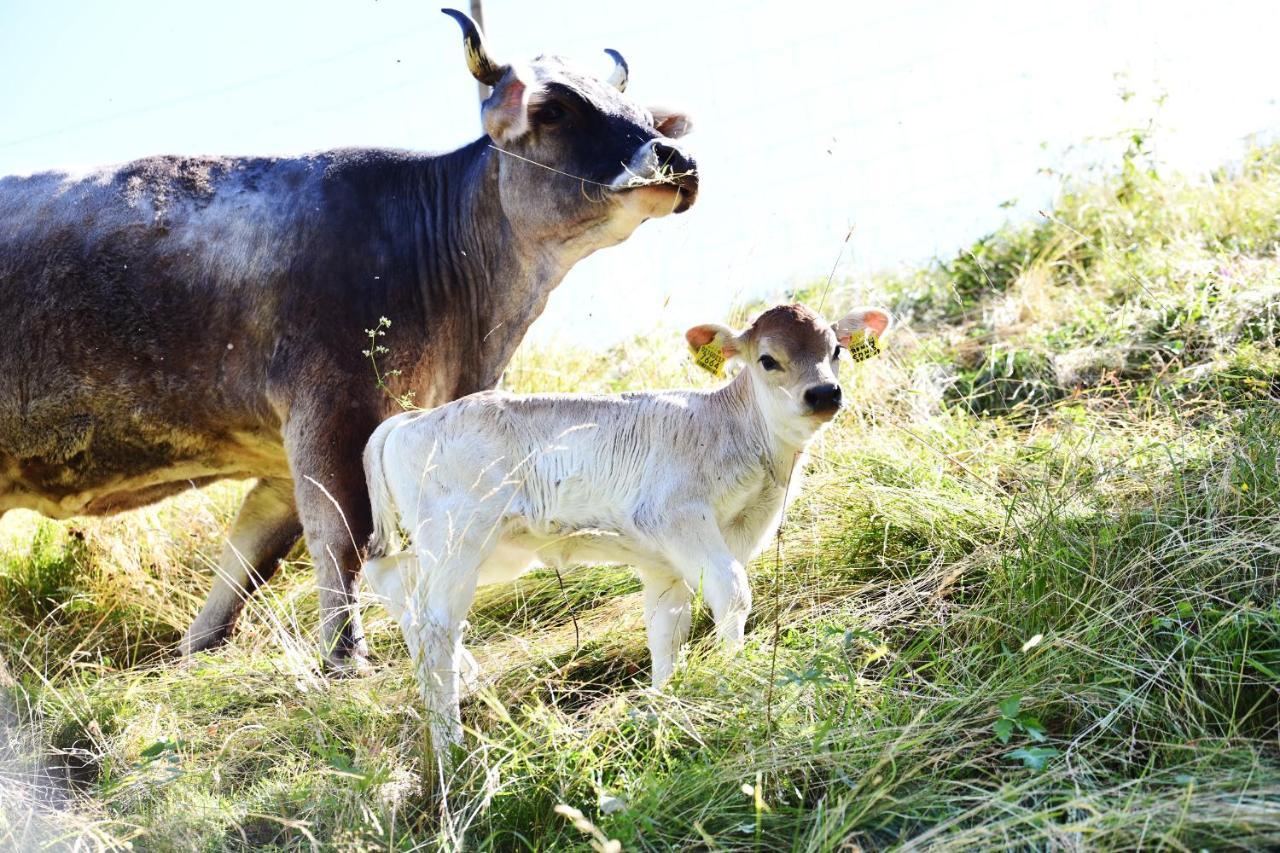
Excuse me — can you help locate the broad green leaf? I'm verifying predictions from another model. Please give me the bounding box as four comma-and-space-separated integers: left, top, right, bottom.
140, 740, 170, 759
1006, 747, 1059, 771
993, 718, 1014, 744
1020, 716, 1048, 741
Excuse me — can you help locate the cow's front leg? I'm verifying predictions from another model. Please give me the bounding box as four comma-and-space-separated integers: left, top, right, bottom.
183, 477, 302, 656
285, 413, 376, 672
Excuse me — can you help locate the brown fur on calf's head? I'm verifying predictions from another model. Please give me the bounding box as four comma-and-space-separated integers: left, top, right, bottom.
743, 304, 838, 363
686, 303, 893, 429
688, 303, 893, 367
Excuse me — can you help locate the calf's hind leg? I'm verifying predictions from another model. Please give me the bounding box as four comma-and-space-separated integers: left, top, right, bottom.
396, 520, 496, 752
363, 551, 481, 688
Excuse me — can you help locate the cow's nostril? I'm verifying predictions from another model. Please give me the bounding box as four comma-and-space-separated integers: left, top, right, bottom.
652, 142, 696, 181
803, 383, 842, 413
648, 141, 698, 212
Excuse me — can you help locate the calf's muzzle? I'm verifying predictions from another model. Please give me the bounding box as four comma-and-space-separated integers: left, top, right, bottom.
804, 383, 842, 416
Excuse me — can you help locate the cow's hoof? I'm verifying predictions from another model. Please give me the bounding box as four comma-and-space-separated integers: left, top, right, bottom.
179, 627, 232, 659
323, 650, 373, 678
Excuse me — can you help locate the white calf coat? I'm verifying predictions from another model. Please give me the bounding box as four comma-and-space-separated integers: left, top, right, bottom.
361, 303, 891, 751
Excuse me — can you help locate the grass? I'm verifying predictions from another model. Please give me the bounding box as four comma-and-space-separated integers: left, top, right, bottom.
3, 142, 1280, 850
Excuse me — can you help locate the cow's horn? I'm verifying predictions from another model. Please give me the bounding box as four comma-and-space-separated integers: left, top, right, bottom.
441, 8, 506, 86
604, 48, 628, 92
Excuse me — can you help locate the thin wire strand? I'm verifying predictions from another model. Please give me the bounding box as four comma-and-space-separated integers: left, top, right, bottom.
552, 564, 581, 653
487, 145, 617, 187
817, 225, 856, 314
765, 450, 802, 734
0, 26, 433, 150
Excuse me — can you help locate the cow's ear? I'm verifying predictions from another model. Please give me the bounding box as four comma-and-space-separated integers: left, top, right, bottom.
482, 67, 532, 142
685, 323, 744, 359
651, 106, 693, 139
832, 306, 893, 347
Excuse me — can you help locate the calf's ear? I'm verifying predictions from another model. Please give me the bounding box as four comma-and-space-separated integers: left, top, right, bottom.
832, 306, 893, 346
686, 323, 744, 359
483, 68, 533, 143
651, 106, 693, 139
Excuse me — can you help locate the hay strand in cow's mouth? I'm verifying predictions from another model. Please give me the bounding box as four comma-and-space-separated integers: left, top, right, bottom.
613, 159, 697, 191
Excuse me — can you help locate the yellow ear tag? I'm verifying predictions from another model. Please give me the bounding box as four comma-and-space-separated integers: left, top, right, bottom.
846, 329, 883, 362
693, 342, 727, 378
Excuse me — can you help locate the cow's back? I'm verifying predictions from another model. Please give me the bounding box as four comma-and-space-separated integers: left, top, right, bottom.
0, 154, 336, 516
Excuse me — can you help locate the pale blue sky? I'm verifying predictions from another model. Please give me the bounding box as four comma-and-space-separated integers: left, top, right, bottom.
2, 1, 1277, 343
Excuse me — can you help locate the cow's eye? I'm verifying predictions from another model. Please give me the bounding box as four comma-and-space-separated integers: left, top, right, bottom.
537, 101, 567, 124
758, 354, 782, 371
833, 345, 842, 361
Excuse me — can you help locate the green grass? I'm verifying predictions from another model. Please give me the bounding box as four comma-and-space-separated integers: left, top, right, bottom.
3, 144, 1280, 850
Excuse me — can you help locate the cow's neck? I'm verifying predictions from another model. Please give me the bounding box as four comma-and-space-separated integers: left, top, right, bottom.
408, 138, 588, 401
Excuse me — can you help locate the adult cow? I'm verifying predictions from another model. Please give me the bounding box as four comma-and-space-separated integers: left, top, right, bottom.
0, 9, 697, 670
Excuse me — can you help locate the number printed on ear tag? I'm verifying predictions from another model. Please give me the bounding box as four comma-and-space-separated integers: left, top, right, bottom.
693, 342, 726, 378
846, 329, 883, 362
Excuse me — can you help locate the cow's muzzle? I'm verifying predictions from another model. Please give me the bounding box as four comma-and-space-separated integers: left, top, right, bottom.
613, 139, 699, 213
652, 140, 699, 212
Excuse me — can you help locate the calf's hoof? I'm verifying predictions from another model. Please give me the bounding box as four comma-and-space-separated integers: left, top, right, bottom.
459, 647, 481, 693
717, 621, 748, 655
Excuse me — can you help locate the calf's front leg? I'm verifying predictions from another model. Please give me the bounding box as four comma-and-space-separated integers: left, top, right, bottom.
659, 520, 753, 654
639, 569, 694, 687
704, 556, 752, 653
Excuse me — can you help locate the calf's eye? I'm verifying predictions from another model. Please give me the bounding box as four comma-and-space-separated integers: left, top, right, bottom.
833, 346, 842, 361
758, 354, 782, 371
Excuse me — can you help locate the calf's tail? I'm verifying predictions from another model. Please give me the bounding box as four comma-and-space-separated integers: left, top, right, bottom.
363, 417, 404, 558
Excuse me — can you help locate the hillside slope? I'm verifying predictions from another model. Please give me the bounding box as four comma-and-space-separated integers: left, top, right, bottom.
2, 146, 1279, 850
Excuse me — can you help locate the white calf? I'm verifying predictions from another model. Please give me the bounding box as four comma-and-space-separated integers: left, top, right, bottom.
361, 303, 891, 751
